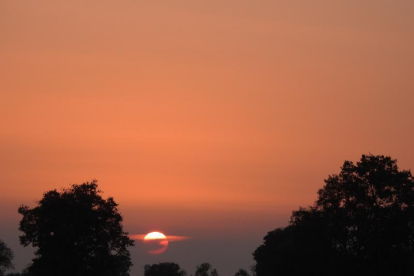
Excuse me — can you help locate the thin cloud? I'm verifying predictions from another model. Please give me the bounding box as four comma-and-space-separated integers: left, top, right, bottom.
130, 234, 191, 242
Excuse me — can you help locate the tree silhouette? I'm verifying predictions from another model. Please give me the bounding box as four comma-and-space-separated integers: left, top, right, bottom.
18, 180, 134, 276
144, 262, 187, 276
253, 154, 414, 276
234, 268, 250, 276
0, 240, 14, 276
194, 263, 219, 276
5, 268, 33, 276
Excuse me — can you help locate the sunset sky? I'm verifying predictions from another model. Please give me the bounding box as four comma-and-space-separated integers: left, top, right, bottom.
1, 1, 414, 275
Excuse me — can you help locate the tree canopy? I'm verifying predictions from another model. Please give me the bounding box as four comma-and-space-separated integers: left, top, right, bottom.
253, 154, 414, 276
144, 262, 187, 276
195, 263, 219, 276
0, 240, 14, 276
5, 270, 33, 276
234, 268, 250, 276
18, 180, 134, 276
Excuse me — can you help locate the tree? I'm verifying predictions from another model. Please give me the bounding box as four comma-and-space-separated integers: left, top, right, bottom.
144, 263, 187, 276
18, 180, 134, 276
234, 268, 250, 276
0, 240, 14, 276
5, 268, 33, 276
253, 154, 414, 276
194, 263, 219, 276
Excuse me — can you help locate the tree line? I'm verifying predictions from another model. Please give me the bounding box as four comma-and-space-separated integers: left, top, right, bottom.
1, 154, 414, 276
1, 261, 251, 276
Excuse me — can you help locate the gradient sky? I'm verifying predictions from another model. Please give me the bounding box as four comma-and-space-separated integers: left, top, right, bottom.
1, 1, 414, 275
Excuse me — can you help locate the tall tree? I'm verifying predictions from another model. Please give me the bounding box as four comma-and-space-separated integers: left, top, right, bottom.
144, 262, 187, 276
254, 154, 414, 276
18, 180, 134, 276
0, 240, 14, 276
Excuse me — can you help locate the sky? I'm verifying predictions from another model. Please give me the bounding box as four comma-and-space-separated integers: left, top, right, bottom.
1, 0, 414, 275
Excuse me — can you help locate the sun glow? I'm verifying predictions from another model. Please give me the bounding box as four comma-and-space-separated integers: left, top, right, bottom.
144, 232, 167, 240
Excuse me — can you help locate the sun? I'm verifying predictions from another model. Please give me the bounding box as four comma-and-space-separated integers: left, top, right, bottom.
144, 232, 167, 240
129, 232, 190, 255
143, 232, 169, 255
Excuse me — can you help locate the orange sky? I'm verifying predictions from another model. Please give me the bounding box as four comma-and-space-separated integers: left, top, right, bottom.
1, 0, 414, 275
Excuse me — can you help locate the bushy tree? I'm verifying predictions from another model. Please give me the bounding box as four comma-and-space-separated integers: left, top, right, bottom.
0, 240, 14, 276
144, 262, 187, 276
195, 263, 218, 276
254, 154, 414, 276
234, 268, 250, 276
18, 180, 134, 276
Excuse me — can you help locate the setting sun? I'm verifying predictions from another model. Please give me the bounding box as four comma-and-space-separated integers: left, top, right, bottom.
144, 232, 167, 240
143, 232, 169, 255
128, 232, 191, 255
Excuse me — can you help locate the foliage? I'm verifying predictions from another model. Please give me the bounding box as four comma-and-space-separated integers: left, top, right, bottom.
253, 154, 414, 276
144, 262, 187, 276
18, 180, 134, 276
5, 266, 35, 276
5, 273, 32, 276
195, 263, 219, 276
234, 268, 250, 276
0, 240, 14, 276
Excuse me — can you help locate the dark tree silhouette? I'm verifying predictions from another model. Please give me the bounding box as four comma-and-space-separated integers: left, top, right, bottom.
194, 263, 219, 276
253, 154, 414, 276
144, 262, 187, 276
5, 268, 33, 276
18, 180, 134, 276
0, 240, 14, 276
234, 268, 250, 276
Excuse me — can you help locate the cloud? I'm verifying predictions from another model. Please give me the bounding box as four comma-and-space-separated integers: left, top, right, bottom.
129, 234, 191, 242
